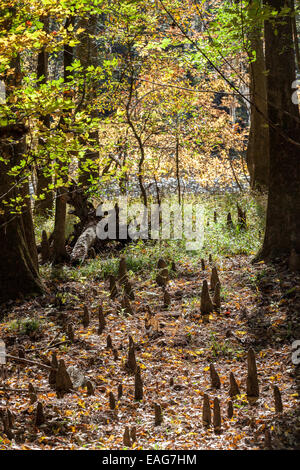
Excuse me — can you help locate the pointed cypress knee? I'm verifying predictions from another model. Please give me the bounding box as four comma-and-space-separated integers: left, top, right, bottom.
67, 323, 75, 343
227, 400, 234, 419
86, 380, 95, 396
126, 341, 137, 373
202, 394, 211, 427
112, 348, 119, 361
98, 304, 106, 335
213, 397, 222, 433
34, 402, 45, 427
229, 372, 240, 397
210, 363, 221, 389
1, 410, 13, 440
210, 266, 220, 291
246, 348, 259, 404
130, 426, 137, 442
109, 391, 116, 410
201, 258, 206, 271
123, 426, 132, 447
55, 359, 73, 398
154, 403, 163, 426
134, 366, 143, 401
129, 335, 135, 350
273, 385, 283, 413
264, 428, 272, 449
82, 305, 90, 328
106, 334, 113, 349
118, 383, 123, 399
163, 289, 171, 308
28, 383, 37, 404
200, 280, 213, 317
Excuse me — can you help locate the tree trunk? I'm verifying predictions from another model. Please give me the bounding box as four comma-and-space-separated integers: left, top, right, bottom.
291, 0, 300, 71
246, 1, 269, 190
77, 14, 100, 190
52, 16, 75, 263
0, 55, 43, 301
258, 0, 300, 260
0, 135, 44, 302
34, 16, 53, 217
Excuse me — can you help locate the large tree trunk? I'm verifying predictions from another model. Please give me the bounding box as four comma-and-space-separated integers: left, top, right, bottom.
77, 14, 100, 190
52, 17, 75, 264
34, 16, 53, 217
0, 54, 43, 301
258, 0, 300, 260
291, 0, 300, 71
246, 1, 269, 190
0, 133, 44, 302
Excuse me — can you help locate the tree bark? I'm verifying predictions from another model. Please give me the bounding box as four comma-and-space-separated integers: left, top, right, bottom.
291, 0, 300, 71
0, 55, 44, 301
34, 16, 53, 217
52, 16, 75, 263
77, 14, 100, 190
258, 0, 300, 260
246, 1, 269, 190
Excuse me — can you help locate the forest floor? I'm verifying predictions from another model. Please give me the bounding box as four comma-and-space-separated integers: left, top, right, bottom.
0, 252, 299, 450
0, 194, 299, 450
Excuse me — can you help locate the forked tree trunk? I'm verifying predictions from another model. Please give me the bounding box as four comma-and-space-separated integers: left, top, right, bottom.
258, 0, 300, 260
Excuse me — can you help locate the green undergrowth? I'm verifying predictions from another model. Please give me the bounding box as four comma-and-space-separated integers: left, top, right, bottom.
38, 191, 266, 283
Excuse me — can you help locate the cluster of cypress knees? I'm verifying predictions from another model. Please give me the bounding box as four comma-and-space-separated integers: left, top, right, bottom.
0, 253, 283, 448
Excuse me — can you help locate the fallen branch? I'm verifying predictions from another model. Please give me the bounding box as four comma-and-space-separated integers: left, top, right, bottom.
6, 354, 53, 371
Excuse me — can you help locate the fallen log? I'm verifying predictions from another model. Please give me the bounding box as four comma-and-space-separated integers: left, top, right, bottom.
70, 223, 98, 264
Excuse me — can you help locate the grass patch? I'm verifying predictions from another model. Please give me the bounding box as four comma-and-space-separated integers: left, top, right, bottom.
6, 317, 42, 336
